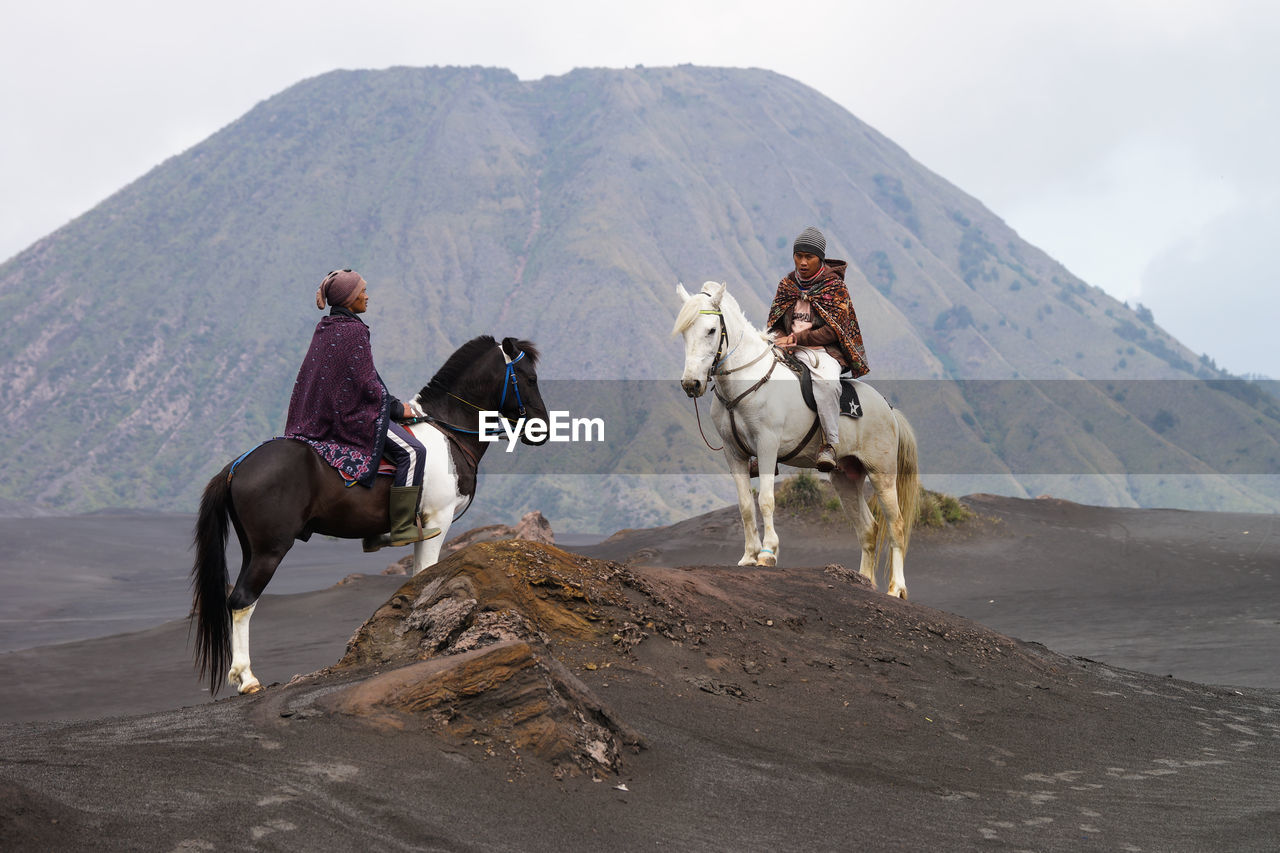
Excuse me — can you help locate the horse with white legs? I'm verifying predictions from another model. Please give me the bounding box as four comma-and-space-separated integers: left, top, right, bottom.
191, 336, 548, 695
672, 282, 920, 597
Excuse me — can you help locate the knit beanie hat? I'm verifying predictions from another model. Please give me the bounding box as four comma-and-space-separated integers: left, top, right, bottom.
315, 269, 366, 309
793, 226, 826, 260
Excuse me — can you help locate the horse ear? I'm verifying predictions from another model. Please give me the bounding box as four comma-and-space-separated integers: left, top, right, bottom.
676, 282, 692, 303
500, 337, 520, 362
704, 280, 726, 308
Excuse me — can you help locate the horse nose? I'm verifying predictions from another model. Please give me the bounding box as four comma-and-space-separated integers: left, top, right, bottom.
681, 378, 702, 397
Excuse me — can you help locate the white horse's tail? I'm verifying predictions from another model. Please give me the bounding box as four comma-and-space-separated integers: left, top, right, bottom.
893, 409, 921, 552
870, 409, 921, 572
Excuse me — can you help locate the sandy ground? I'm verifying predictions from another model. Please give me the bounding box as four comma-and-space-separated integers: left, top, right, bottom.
0, 513, 413, 652
1, 495, 1277, 851
582, 494, 1280, 690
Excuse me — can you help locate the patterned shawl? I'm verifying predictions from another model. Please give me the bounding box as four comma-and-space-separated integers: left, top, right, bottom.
766, 259, 869, 377
284, 311, 392, 486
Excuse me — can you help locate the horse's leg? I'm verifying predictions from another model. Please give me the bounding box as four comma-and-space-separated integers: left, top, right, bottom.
867, 470, 908, 599
225, 543, 290, 694
228, 602, 257, 693
754, 441, 781, 567
409, 449, 461, 575
726, 451, 761, 566
830, 464, 877, 589
411, 512, 451, 575
210, 441, 324, 695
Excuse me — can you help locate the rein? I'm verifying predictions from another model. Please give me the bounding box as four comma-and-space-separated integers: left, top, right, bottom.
713, 355, 779, 411
399, 418, 481, 523
692, 396, 723, 451
441, 427, 482, 470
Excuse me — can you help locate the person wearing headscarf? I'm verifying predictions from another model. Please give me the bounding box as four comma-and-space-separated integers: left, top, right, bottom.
767, 227, 869, 472
284, 269, 438, 549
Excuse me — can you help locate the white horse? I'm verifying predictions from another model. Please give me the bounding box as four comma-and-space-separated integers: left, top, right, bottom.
672, 281, 920, 597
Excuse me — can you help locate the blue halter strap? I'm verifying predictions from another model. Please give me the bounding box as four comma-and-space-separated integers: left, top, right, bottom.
430, 347, 526, 437
498, 350, 525, 416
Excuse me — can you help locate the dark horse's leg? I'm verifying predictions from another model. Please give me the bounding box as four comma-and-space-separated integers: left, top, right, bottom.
228, 442, 390, 693
221, 445, 316, 693
192, 440, 390, 694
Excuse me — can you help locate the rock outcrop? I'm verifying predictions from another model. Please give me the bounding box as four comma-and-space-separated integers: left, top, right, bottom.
328, 540, 648, 775
385, 510, 555, 575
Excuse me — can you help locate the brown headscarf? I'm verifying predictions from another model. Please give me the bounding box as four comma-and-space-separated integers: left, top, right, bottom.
315, 269, 366, 310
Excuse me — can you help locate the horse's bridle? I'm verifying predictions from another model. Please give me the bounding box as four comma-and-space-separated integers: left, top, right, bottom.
423, 346, 530, 437
692, 293, 816, 464
498, 349, 527, 418
697, 291, 740, 388
700, 308, 730, 381
697, 292, 771, 389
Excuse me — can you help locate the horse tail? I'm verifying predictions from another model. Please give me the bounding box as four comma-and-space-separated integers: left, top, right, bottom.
191, 466, 233, 695
892, 408, 921, 554
868, 409, 921, 579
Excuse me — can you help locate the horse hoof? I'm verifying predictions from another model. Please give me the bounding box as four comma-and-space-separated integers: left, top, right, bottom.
239, 681, 262, 695
756, 554, 777, 567
737, 556, 756, 566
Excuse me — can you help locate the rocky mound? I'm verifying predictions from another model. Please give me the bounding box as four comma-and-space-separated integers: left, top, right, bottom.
317, 540, 649, 775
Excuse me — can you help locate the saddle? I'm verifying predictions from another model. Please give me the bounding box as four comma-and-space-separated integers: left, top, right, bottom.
779, 351, 863, 418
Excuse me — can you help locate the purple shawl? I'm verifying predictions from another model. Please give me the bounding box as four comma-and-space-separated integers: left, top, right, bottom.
284, 311, 392, 486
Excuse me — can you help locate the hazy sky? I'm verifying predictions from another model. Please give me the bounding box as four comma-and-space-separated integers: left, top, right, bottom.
6, 1, 1277, 376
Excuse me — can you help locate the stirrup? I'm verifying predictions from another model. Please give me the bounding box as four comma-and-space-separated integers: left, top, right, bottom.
387, 525, 442, 548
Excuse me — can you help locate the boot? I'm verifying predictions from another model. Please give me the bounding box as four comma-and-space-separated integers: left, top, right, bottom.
363, 486, 440, 551
815, 443, 837, 473
388, 485, 441, 547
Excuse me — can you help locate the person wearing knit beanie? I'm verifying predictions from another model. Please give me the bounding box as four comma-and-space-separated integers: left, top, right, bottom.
285, 269, 438, 549
766, 227, 870, 473
792, 226, 826, 261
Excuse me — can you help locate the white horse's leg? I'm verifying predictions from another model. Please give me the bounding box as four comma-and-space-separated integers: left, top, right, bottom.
830, 468, 877, 590
227, 602, 261, 694
411, 513, 451, 575
406, 426, 459, 576
754, 443, 781, 566
727, 452, 761, 565
868, 471, 908, 599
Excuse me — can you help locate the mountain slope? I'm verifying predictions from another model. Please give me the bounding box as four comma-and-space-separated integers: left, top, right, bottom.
1, 65, 1275, 525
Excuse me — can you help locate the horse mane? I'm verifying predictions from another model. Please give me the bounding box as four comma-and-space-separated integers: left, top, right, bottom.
671, 287, 759, 337
671, 295, 705, 336
417, 336, 540, 401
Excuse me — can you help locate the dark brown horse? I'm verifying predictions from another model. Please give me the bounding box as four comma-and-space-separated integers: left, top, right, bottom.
191, 336, 548, 695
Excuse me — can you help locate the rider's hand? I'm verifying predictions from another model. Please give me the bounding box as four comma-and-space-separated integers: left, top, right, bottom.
775, 334, 796, 349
